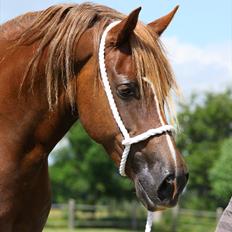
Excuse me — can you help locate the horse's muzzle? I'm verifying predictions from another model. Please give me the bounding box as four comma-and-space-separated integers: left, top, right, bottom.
134, 171, 189, 211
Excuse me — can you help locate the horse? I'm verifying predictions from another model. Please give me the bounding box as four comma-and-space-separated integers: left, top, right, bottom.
0, 3, 188, 231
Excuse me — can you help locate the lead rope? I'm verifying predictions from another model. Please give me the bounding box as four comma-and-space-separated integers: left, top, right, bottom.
145, 211, 154, 232
99, 21, 174, 232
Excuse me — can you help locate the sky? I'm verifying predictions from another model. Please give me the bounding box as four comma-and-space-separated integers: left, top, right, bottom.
0, 0, 231, 99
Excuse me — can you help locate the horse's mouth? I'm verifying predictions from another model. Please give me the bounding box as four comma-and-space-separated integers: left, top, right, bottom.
135, 180, 165, 211
135, 179, 178, 211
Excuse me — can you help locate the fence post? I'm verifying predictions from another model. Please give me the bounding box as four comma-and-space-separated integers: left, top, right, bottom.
172, 204, 179, 232
68, 199, 76, 229
216, 207, 223, 223
131, 201, 138, 230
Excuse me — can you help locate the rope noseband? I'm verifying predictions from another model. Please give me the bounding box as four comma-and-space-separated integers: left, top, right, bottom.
99, 21, 174, 232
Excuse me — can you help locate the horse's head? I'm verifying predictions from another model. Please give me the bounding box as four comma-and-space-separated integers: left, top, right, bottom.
77, 6, 188, 211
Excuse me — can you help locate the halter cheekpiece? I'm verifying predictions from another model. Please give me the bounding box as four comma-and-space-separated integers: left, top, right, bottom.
98, 21, 174, 232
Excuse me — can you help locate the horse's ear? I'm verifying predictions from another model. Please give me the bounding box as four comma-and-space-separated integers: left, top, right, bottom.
109, 7, 141, 46
148, 6, 179, 36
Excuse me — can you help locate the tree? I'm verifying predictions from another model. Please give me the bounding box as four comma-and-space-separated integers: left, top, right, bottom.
177, 90, 232, 209
49, 123, 134, 203
210, 138, 232, 207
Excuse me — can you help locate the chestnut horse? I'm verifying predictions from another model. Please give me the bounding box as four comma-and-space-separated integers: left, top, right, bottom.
0, 3, 188, 231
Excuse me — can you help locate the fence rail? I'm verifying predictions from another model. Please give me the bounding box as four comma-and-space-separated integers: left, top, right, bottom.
45, 199, 222, 231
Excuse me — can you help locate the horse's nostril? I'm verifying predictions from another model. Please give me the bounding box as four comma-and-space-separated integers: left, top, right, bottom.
165, 174, 175, 184
185, 173, 189, 182
157, 174, 175, 201
157, 172, 189, 202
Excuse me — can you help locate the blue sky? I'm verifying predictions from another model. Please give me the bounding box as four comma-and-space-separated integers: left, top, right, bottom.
0, 0, 231, 97
0, 0, 231, 45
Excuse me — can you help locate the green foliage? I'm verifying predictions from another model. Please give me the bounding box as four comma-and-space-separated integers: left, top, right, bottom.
50, 123, 133, 203
177, 90, 232, 209
210, 138, 232, 206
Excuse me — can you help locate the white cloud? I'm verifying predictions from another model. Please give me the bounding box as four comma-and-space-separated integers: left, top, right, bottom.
161, 36, 232, 98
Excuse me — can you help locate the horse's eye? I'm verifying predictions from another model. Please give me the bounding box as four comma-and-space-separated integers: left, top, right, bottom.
117, 83, 138, 99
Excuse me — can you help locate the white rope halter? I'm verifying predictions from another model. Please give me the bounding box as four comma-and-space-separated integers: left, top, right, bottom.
99, 21, 174, 232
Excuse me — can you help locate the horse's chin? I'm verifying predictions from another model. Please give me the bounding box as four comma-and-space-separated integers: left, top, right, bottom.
134, 179, 158, 211
134, 179, 177, 212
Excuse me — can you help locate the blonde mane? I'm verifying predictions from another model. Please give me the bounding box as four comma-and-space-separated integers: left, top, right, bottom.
15, 2, 178, 121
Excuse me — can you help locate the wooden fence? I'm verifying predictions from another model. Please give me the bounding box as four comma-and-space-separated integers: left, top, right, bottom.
45, 199, 223, 231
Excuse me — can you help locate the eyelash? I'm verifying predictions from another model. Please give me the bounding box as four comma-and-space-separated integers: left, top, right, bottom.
117, 83, 139, 100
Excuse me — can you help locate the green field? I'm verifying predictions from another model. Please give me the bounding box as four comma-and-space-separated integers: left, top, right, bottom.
44, 229, 131, 232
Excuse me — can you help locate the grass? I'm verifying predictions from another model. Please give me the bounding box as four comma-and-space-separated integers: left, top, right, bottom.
44, 229, 131, 232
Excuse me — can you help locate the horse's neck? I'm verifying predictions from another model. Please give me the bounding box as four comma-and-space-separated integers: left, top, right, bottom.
0, 75, 76, 161
0, 12, 40, 40
0, 10, 97, 159
0, 33, 77, 162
